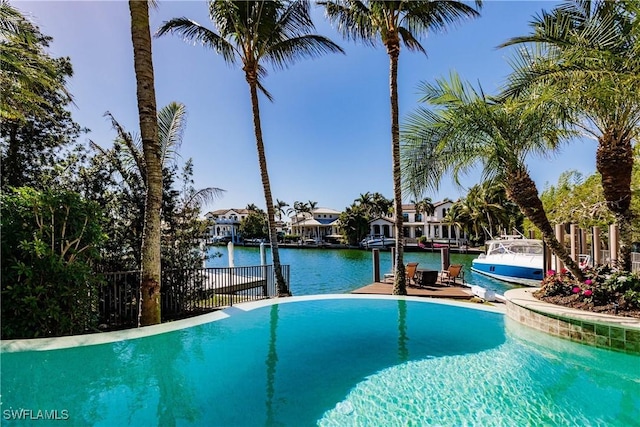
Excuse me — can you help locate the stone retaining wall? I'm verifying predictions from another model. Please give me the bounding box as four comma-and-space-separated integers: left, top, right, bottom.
505, 289, 640, 355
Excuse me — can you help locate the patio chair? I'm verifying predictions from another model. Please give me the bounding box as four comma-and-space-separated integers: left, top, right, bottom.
383, 262, 419, 284
439, 264, 464, 286
406, 262, 419, 285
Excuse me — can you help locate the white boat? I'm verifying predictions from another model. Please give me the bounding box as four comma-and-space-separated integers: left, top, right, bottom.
360, 236, 395, 249
471, 236, 544, 286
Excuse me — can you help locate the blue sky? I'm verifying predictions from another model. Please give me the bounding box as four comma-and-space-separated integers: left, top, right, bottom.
17, 0, 597, 213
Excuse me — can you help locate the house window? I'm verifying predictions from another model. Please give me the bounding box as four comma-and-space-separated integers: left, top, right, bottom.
402, 213, 409, 221
441, 208, 447, 218
415, 227, 423, 237
415, 213, 422, 222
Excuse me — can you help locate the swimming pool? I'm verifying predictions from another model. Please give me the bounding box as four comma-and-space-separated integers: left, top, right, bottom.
2, 296, 639, 426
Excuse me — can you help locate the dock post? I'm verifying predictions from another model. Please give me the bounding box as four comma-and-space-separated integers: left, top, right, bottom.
570, 223, 578, 262
592, 226, 602, 265
440, 247, 450, 271
554, 224, 565, 272
260, 242, 268, 296
609, 224, 619, 266
228, 241, 235, 268
373, 249, 380, 283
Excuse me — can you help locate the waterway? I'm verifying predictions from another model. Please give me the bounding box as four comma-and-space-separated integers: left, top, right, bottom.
206, 245, 524, 296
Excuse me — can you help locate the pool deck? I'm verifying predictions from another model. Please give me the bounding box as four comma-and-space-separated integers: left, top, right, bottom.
352, 281, 474, 299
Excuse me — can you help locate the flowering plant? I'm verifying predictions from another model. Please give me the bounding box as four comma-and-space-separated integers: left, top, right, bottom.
535, 265, 640, 312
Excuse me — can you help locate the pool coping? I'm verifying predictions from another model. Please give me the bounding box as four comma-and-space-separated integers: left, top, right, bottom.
504, 288, 640, 354
1, 294, 505, 353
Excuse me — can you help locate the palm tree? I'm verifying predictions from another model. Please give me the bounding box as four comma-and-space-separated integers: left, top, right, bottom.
275, 199, 291, 222
157, 1, 343, 296
402, 72, 584, 280
500, 0, 640, 270
412, 197, 434, 237
0, 0, 62, 121
320, 0, 482, 295
129, 0, 163, 325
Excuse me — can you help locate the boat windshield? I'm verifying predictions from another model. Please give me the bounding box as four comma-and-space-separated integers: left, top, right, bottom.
487, 239, 543, 256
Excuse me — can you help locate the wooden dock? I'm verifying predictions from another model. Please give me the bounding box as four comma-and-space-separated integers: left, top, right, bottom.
352, 281, 473, 299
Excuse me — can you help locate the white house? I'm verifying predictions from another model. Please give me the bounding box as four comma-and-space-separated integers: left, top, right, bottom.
367, 200, 465, 244
204, 208, 249, 243
205, 208, 289, 242
290, 207, 341, 243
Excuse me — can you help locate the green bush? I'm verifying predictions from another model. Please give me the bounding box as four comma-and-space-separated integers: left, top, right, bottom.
1, 188, 106, 339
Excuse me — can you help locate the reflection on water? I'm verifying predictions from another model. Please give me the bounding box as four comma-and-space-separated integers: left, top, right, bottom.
207, 246, 523, 295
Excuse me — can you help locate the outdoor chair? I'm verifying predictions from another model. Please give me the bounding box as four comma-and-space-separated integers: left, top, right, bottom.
439, 264, 464, 286
406, 262, 419, 285
383, 262, 419, 284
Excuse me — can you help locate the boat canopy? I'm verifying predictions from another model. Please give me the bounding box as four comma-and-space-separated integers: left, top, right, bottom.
486, 239, 543, 256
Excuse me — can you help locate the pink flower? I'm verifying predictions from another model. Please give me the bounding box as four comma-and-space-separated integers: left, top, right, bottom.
572, 286, 581, 294
547, 270, 556, 276
584, 279, 593, 285
583, 289, 593, 297
561, 268, 568, 274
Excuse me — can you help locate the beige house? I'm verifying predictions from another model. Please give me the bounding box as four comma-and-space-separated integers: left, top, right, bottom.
290, 207, 341, 243
367, 200, 465, 244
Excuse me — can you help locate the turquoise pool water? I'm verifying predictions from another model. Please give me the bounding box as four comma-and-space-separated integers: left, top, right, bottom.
207, 246, 519, 295
2, 297, 639, 426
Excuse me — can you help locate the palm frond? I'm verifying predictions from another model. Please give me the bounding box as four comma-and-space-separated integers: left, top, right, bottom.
319, 0, 379, 46
104, 111, 146, 180
183, 187, 226, 210
155, 17, 237, 64
263, 34, 344, 70
157, 101, 187, 168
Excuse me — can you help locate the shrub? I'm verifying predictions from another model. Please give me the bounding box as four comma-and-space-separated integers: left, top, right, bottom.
1, 188, 106, 339
535, 264, 640, 311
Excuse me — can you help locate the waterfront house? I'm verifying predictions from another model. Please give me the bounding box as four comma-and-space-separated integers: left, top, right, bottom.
290, 207, 341, 243
367, 201, 465, 245
204, 208, 249, 243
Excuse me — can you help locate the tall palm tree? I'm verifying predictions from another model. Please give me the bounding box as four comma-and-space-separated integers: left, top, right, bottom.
320, 0, 482, 295
129, 0, 163, 325
157, 1, 343, 296
402, 72, 584, 280
500, 0, 640, 270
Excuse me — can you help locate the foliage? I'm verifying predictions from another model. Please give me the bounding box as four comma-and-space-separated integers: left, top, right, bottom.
536, 266, 640, 313
536, 162, 640, 244
240, 207, 269, 239
0, 4, 83, 190
501, 0, 640, 270
445, 181, 523, 245
401, 71, 584, 280
1, 187, 106, 339
339, 203, 369, 245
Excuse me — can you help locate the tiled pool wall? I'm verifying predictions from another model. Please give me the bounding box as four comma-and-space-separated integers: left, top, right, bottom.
506, 301, 640, 354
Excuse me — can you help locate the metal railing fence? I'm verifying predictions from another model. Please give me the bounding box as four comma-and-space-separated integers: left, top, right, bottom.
99, 264, 289, 330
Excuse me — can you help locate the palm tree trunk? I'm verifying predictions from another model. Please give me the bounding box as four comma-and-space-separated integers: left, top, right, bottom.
129, 0, 162, 326
506, 169, 584, 281
245, 68, 290, 296
387, 38, 406, 295
597, 133, 634, 271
